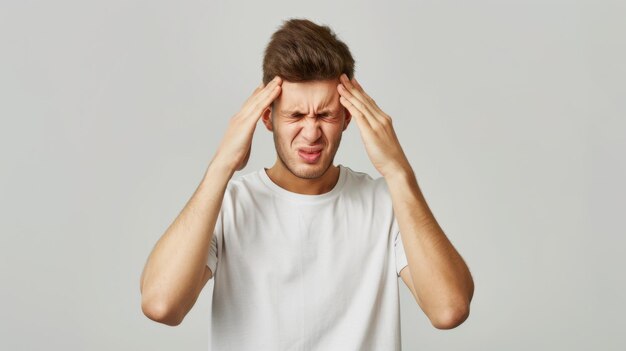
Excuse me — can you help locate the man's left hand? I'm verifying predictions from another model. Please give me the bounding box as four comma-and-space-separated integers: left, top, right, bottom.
337, 73, 410, 178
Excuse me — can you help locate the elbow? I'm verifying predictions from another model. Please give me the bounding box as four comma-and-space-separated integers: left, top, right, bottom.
431, 304, 470, 330
141, 297, 184, 326
432, 276, 474, 330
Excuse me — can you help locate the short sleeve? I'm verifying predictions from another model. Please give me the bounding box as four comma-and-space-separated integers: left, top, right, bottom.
206, 208, 223, 279
393, 217, 408, 277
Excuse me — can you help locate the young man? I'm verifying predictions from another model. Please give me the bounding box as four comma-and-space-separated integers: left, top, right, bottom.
140, 18, 474, 350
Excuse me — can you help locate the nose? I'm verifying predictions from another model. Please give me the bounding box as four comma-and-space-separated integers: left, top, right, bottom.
299, 116, 322, 143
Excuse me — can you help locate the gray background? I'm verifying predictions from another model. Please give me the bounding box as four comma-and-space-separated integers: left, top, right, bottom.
1, 0, 624, 350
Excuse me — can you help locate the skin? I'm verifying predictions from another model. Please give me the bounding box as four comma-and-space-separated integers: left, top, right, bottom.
260, 78, 352, 195
140, 74, 474, 330
336, 73, 474, 329
140, 77, 284, 326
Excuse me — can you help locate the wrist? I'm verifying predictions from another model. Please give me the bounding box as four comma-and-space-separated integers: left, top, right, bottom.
204, 157, 236, 181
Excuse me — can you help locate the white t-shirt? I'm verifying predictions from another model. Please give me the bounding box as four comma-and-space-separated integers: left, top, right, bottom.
206, 164, 409, 350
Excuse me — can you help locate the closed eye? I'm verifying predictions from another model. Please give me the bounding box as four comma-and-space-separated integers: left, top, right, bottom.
291, 113, 332, 118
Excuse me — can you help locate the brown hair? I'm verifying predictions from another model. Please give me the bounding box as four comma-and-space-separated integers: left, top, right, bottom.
262, 18, 355, 86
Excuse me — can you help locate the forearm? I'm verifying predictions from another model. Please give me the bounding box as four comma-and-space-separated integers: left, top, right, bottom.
385, 167, 474, 321
140, 158, 234, 324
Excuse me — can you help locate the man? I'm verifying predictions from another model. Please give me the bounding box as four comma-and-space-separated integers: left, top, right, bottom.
140, 18, 474, 350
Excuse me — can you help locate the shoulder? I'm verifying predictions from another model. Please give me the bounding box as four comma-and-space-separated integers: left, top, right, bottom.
339, 165, 391, 200
218, 169, 266, 207
224, 169, 264, 193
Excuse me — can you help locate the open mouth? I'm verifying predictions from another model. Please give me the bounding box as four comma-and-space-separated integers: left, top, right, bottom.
297, 149, 322, 163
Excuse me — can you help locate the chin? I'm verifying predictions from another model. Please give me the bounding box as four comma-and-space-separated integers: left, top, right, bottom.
289, 157, 333, 179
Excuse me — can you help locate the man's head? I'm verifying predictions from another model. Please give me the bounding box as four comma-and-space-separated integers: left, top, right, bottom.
260, 18, 355, 179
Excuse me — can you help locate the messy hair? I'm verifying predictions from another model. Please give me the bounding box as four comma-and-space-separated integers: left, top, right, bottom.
262, 18, 355, 86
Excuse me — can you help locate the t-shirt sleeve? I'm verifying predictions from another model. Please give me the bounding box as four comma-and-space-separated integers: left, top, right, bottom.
393, 216, 408, 277
206, 208, 223, 279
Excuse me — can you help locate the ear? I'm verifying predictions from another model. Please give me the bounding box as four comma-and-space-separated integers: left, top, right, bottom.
342, 107, 352, 131
261, 106, 274, 132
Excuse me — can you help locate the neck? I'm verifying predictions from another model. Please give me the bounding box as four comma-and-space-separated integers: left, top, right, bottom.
265, 162, 340, 195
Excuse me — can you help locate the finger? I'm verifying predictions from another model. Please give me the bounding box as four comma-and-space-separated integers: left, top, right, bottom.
339, 74, 372, 109
261, 76, 282, 95
250, 76, 280, 97
338, 80, 381, 128
249, 79, 281, 118
258, 76, 282, 102
352, 77, 388, 123
351, 78, 380, 112
244, 76, 281, 114
341, 75, 387, 124
338, 75, 379, 123
351, 77, 371, 101
243, 80, 269, 106
339, 94, 371, 130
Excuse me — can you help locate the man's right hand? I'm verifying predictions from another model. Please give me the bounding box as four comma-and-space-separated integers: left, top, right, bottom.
212, 75, 283, 172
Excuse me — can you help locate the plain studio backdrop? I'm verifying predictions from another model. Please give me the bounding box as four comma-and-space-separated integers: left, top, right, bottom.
1, 0, 624, 350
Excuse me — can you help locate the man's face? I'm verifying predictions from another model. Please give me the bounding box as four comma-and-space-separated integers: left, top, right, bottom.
262, 78, 352, 179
